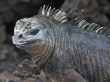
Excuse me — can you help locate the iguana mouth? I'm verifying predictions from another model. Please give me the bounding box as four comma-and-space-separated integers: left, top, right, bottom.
13, 38, 42, 49
15, 40, 37, 45
12, 39, 37, 48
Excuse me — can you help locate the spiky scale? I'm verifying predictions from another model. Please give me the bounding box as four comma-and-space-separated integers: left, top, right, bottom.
38, 5, 67, 24
74, 18, 110, 38
41, 5, 46, 15
96, 27, 104, 33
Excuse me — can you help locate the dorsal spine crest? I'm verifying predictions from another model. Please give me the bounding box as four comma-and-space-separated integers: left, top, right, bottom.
74, 18, 110, 37
38, 5, 67, 24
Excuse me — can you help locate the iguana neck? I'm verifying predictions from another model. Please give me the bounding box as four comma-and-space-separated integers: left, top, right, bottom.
25, 38, 55, 67
42, 23, 69, 75
34, 44, 53, 67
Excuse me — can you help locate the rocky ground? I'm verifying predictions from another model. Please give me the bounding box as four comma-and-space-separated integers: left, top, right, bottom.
0, 0, 110, 82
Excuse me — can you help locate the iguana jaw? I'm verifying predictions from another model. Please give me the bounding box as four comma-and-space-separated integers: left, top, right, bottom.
12, 36, 41, 49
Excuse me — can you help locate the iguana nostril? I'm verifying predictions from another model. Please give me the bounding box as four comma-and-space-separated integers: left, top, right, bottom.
18, 34, 23, 38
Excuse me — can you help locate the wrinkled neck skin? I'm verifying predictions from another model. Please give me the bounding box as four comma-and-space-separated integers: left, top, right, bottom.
25, 41, 54, 67
41, 21, 70, 77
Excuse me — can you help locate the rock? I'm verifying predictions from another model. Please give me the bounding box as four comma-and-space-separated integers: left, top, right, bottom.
14, 59, 40, 78
12, 59, 52, 82
0, 44, 19, 72
13, 2, 35, 16
0, 18, 6, 43
61, 0, 110, 26
2, 11, 18, 23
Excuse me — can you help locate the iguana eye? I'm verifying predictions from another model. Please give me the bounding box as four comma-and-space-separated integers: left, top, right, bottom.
30, 29, 39, 35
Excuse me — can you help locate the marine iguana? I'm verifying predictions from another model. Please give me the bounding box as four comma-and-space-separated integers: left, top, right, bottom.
12, 5, 110, 82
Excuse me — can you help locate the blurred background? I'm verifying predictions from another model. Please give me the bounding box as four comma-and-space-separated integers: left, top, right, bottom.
0, 0, 110, 81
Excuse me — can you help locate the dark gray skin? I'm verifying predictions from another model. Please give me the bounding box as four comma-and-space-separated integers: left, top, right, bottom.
41, 20, 110, 82
12, 7, 110, 82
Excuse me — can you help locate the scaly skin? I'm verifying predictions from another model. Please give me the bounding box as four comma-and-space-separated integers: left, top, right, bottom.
12, 5, 110, 82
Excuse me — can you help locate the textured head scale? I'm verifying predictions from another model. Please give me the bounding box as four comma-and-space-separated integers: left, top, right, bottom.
38, 5, 67, 24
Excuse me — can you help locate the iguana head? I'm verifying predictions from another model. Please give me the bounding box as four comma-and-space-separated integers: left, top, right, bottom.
12, 16, 46, 47
12, 5, 67, 56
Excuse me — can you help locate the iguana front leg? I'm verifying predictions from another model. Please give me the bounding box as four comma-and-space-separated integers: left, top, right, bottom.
56, 69, 88, 82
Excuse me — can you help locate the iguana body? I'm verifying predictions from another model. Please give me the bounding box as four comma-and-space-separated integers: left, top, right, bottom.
12, 5, 110, 82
